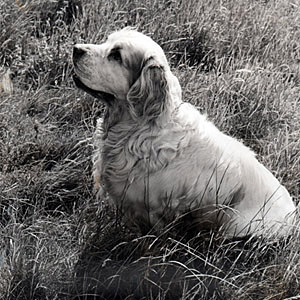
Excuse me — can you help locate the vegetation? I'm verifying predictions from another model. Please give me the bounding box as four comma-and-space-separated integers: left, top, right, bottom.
0, 0, 299, 299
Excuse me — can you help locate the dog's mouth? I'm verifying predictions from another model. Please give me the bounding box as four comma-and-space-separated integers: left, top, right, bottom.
73, 74, 115, 102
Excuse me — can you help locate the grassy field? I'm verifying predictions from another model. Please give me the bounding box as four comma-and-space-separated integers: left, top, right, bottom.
0, 0, 299, 299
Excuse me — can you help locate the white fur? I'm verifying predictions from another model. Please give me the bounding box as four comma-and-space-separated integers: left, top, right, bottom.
73, 28, 296, 238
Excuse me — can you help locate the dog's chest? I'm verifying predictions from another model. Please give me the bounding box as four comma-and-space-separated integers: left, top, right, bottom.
99, 125, 187, 199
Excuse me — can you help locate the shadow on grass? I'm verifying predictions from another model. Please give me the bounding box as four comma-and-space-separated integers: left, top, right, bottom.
69, 219, 289, 300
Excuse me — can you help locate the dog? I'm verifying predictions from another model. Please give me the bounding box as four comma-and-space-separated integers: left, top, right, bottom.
73, 28, 296, 238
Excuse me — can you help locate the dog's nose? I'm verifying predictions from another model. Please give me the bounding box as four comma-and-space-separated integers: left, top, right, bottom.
73, 45, 86, 61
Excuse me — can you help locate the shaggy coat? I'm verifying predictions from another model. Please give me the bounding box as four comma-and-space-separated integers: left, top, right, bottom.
73, 28, 296, 237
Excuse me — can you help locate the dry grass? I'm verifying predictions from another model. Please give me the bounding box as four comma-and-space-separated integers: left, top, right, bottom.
0, 0, 299, 299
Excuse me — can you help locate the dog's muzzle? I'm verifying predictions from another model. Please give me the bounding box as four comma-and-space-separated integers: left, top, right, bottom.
73, 45, 87, 63
72, 46, 114, 102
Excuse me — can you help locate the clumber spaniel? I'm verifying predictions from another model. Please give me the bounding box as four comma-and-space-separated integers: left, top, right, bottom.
73, 28, 296, 238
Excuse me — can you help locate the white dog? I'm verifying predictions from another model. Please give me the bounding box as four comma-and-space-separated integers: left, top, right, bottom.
73, 28, 296, 238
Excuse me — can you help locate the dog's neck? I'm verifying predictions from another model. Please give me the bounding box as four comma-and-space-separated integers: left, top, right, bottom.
102, 101, 129, 137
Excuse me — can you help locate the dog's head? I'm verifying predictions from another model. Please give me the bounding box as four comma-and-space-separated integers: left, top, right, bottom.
73, 28, 181, 121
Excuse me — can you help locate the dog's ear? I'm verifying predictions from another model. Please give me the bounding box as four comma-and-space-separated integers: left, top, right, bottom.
127, 58, 168, 121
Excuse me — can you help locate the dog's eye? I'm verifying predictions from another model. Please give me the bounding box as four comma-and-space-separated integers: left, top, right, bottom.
108, 48, 122, 63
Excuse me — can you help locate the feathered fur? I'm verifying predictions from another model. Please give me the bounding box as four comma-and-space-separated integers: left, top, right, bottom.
73, 28, 296, 237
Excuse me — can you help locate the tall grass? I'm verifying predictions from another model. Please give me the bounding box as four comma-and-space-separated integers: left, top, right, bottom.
0, 0, 299, 299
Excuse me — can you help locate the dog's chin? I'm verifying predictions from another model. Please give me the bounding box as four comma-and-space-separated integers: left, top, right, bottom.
73, 75, 115, 102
